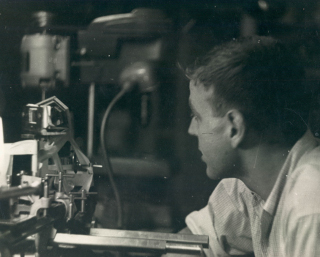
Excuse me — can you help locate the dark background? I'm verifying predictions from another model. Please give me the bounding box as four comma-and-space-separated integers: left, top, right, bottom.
1, 0, 320, 231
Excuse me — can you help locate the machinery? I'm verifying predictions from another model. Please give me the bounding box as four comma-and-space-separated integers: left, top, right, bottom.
0, 8, 209, 257
0, 96, 208, 257
0, 96, 95, 256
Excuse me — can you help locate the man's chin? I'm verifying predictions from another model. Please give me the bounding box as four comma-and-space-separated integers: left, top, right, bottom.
206, 167, 222, 180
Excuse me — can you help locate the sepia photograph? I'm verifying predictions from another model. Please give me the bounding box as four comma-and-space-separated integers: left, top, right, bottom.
0, 0, 320, 256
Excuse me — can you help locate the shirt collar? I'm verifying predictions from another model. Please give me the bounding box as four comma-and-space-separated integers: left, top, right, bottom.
263, 130, 318, 216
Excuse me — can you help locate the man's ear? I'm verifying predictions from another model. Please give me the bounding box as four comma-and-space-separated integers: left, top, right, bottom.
226, 110, 246, 148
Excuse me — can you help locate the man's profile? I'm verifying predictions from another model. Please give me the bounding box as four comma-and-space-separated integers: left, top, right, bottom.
178, 36, 318, 256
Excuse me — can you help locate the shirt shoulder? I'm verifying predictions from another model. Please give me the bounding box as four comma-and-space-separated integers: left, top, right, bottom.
283, 145, 320, 218
213, 178, 254, 216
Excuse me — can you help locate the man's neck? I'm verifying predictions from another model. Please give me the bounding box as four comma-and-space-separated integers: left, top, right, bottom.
238, 143, 291, 200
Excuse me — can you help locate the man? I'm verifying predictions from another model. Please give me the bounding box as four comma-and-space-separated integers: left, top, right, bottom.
180, 36, 319, 256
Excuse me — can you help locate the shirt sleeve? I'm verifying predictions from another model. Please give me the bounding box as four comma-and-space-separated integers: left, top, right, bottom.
283, 163, 320, 256
185, 179, 253, 257
285, 214, 320, 257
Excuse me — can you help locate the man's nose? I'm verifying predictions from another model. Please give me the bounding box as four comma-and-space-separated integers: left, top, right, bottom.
188, 118, 197, 136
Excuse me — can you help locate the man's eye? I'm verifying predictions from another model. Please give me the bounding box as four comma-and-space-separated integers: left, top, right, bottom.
190, 113, 198, 121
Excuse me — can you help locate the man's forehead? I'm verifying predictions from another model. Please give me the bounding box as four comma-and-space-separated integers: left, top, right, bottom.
189, 79, 197, 87
189, 79, 202, 89
189, 79, 214, 100
189, 80, 213, 112
188, 79, 227, 117
188, 97, 196, 111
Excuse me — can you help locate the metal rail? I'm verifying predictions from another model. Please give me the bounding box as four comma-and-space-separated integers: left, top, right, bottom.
54, 229, 208, 255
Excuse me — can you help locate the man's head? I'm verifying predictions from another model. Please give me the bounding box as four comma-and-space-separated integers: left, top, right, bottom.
187, 36, 309, 179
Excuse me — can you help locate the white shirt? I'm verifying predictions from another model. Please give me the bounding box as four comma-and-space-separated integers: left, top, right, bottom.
186, 131, 320, 256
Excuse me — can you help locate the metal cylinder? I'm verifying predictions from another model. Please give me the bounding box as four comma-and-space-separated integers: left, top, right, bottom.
68, 194, 74, 220
0, 183, 41, 200
20, 34, 70, 89
21, 34, 56, 87
81, 189, 86, 213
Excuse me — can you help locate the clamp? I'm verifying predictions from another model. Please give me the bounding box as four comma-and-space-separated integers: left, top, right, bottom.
68, 190, 97, 220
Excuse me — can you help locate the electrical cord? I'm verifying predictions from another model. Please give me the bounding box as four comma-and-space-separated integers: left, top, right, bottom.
99, 87, 128, 229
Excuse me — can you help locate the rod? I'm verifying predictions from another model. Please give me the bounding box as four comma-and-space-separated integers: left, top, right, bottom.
0, 183, 41, 200
87, 82, 95, 159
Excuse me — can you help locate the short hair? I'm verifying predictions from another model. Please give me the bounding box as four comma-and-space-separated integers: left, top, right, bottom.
186, 36, 310, 144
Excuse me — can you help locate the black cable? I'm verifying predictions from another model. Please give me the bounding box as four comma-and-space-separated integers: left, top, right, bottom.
99, 87, 127, 229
